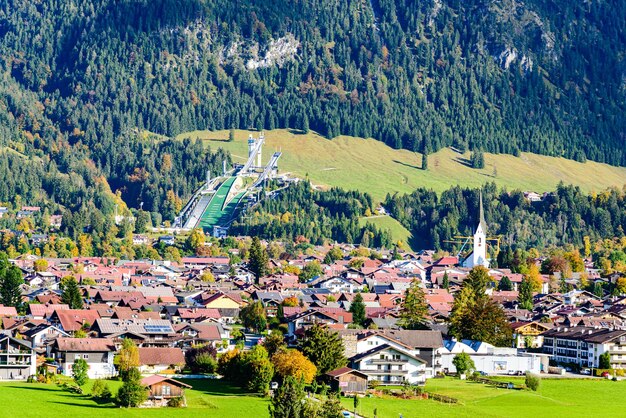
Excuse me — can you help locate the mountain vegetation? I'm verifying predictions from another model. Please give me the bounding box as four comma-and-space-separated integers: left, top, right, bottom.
385, 182, 626, 251
0, 0, 624, 217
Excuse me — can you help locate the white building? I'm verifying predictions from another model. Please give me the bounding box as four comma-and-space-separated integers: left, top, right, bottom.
52, 338, 116, 379
342, 330, 444, 382
439, 339, 547, 375
350, 344, 427, 384
542, 327, 626, 369
463, 192, 490, 269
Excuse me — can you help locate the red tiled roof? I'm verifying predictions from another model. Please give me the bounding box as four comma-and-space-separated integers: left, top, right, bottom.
0, 305, 18, 316
55, 338, 115, 352
55, 309, 101, 332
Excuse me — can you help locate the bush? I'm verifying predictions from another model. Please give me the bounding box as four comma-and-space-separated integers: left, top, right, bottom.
91, 379, 106, 398
368, 379, 380, 389
185, 344, 218, 374
100, 385, 113, 402
167, 396, 185, 407
525, 373, 540, 391
594, 369, 625, 377
452, 352, 475, 376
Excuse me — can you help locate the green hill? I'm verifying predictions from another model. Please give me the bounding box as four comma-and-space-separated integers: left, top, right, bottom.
359, 215, 414, 250
180, 129, 626, 203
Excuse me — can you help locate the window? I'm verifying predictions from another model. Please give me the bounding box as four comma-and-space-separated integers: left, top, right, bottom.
83, 354, 89, 359
162, 385, 171, 396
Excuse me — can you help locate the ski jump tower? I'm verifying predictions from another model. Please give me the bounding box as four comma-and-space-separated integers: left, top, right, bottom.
248, 132, 264, 169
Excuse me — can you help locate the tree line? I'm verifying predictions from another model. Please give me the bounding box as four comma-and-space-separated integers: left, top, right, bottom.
385, 182, 626, 252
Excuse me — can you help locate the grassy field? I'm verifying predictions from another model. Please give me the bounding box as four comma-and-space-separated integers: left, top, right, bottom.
359, 215, 413, 249
2, 376, 624, 418
0, 379, 268, 418
178, 129, 626, 203
340, 377, 626, 418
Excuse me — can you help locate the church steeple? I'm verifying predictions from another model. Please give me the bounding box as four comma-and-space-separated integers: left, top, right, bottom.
478, 190, 487, 234
463, 190, 489, 269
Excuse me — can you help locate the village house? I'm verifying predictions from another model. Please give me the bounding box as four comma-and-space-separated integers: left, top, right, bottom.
0, 335, 37, 380
349, 344, 428, 385
141, 375, 192, 407
137, 347, 185, 374
52, 338, 116, 379
511, 321, 553, 348
326, 367, 368, 394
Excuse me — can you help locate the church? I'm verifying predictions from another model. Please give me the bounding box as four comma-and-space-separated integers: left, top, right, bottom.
462, 192, 490, 269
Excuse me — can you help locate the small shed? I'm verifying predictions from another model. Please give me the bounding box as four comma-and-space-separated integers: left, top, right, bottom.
141, 375, 192, 407
326, 367, 368, 395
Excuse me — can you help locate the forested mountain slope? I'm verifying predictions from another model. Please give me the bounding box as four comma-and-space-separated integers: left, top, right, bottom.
4, 0, 625, 160
0, 0, 624, 217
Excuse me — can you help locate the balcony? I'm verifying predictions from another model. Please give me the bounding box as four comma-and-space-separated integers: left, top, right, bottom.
0, 360, 32, 366
370, 359, 407, 365
367, 370, 408, 375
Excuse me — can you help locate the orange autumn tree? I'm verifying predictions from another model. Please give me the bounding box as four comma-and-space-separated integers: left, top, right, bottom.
271, 349, 316, 384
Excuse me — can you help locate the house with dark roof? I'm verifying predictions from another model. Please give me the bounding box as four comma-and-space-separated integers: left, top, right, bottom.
326, 367, 368, 394
138, 347, 185, 373
0, 335, 36, 380
542, 326, 626, 369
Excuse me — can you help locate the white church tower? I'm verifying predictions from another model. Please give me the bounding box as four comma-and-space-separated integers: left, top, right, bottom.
463, 191, 489, 268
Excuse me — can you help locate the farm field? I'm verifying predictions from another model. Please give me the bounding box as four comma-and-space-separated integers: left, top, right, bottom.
177, 129, 626, 203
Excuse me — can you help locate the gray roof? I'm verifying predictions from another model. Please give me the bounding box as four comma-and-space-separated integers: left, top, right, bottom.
95, 318, 174, 335
377, 329, 444, 349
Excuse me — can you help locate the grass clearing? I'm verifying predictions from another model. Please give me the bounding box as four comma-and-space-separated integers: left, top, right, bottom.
178, 129, 626, 203
359, 215, 413, 249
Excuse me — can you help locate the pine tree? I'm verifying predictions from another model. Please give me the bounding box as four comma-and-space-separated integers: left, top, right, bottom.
422, 152, 428, 170
249, 236, 269, 284
117, 367, 147, 407
349, 293, 366, 327
498, 276, 513, 291
72, 358, 89, 387
61, 276, 84, 309
300, 324, 346, 376
268, 375, 305, 418
442, 272, 450, 290
398, 279, 428, 330
470, 149, 485, 169
518, 277, 534, 310
0, 253, 24, 308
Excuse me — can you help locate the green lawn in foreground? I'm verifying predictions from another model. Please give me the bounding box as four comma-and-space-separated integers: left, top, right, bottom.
178, 129, 626, 203
0, 379, 268, 418
341, 377, 625, 418
2, 376, 623, 418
